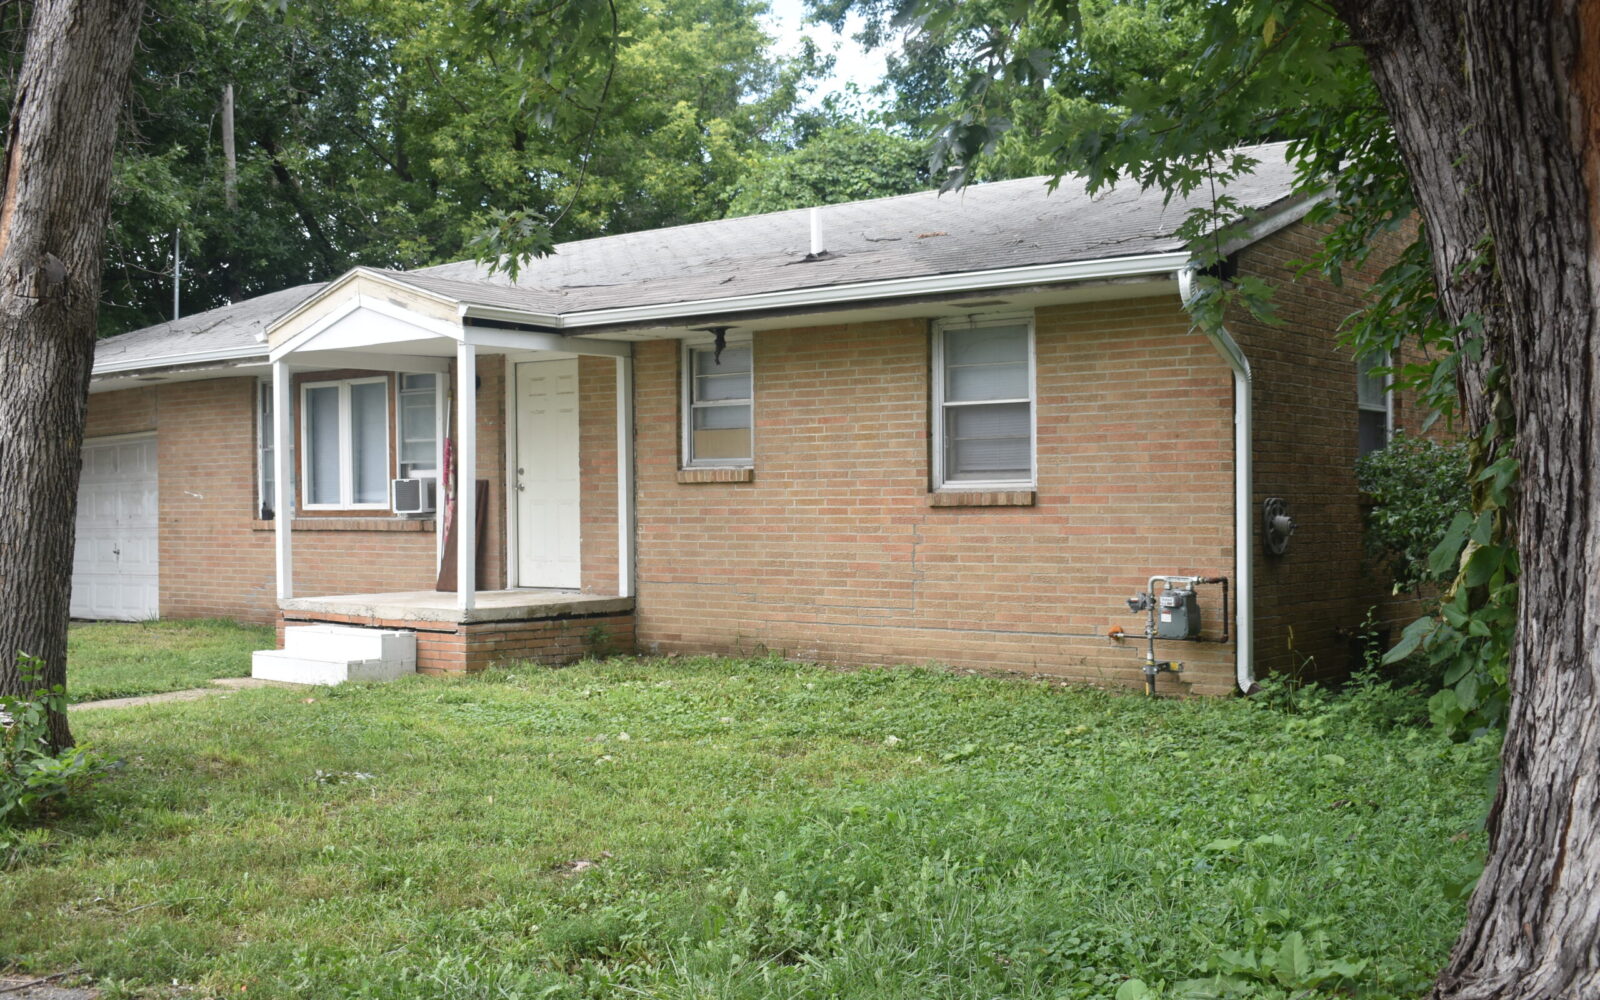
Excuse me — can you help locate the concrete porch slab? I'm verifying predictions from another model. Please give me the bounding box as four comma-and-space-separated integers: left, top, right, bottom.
277, 589, 633, 625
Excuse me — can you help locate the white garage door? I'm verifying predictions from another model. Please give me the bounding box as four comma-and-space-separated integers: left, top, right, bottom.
71, 435, 159, 620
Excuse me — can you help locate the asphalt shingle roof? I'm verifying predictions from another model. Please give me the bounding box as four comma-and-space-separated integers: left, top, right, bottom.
94, 143, 1300, 375
413, 143, 1299, 315
93, 281, 326, 373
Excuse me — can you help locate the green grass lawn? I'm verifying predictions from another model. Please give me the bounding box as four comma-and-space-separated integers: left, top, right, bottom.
3, 636, 1494, 1000
66, 620, 272, 704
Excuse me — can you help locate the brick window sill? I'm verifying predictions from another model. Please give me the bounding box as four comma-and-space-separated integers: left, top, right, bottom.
927, 490, 1036, 508
251, 517, 435, 532
678, 467, 755, 484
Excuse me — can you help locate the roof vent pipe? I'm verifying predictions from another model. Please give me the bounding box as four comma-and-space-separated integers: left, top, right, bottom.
810, 207, 823, 256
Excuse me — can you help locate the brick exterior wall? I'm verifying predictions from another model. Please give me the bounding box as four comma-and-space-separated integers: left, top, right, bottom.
578, 356, 621, 594
82, 353, 516, 625
469, 354, 508, 591
631, 300, 1244, 695
276, 609, 636, 673
83, 216, 1411, 693
1229, 221, 1425, 682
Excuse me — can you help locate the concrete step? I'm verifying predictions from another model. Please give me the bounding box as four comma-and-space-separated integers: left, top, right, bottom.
251, 649, 415, 686
282, 625, 416, 665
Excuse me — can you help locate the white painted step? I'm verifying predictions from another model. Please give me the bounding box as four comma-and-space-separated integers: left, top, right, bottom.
251, 649, 415, 686
282, 625, 415, 665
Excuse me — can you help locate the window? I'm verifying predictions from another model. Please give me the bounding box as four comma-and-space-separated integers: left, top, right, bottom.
933, 317, 1035, 488
257, 381, 275, 520
1357, 351, 1392, 457
683, 340, 753, 466
397, 373, 439, 480
301, 377, 390, 508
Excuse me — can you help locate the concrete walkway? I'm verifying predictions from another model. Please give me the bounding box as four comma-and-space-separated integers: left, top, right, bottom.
74, 676, 301, 711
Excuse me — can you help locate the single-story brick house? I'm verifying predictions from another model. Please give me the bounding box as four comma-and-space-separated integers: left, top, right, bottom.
78, 143, 1412, 695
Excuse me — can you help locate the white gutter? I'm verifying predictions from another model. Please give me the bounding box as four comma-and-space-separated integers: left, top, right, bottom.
460, 303, 576, 329
93, 344, 266, 376
101, 253, 1189, 380
1177, 266, 1255, 694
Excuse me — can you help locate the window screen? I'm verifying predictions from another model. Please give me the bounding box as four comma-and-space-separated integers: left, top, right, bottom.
937, 322, 1033, 485
686, 344, 752, 464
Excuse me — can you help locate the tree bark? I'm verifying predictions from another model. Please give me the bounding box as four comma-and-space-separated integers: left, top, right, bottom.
1332, 1, 1600, 996
0, 0, 145, 749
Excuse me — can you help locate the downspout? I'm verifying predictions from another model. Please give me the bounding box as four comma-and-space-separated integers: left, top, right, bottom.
1177, 267, 1255, 693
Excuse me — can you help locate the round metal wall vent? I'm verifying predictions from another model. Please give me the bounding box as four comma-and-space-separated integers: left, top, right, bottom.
1263, 498, 1296, 556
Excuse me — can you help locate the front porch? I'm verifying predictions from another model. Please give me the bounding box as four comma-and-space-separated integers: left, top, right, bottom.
253, 268, 641, 682
276, 589, 636, 674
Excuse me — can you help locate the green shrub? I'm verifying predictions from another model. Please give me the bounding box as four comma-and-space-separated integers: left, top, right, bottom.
1356, 433, 1470, 593
1, 654, 119, 825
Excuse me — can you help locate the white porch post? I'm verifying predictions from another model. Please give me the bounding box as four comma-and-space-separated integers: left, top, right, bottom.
272, 360, 294, 600
456, 340, 478, 611
615, 354, 634, 598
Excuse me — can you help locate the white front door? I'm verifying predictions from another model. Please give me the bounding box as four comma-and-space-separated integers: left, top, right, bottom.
515, 359, 581, 588
72, 435, 160, 620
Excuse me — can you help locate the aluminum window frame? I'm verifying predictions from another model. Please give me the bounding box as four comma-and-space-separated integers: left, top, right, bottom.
299, 375, 392, 511
931, 314, 1038, 491
681, 334, 755, 468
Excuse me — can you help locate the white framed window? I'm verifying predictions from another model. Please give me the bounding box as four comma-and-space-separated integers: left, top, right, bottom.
932, 316, 1036, 489
256, 380, 275, 520
301, 377, 390, 509
1357, 351, 1392, 458
682, 337, 753, 467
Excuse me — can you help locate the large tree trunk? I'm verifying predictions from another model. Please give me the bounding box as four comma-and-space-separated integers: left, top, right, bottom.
0, 0, 145, 749
1332, 1, 1600, 996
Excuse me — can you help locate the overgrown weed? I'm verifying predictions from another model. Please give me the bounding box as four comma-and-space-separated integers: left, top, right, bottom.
0, 636, 1492, 999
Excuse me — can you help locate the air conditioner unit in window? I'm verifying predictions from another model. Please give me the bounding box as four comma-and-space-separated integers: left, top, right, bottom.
392, 478, 437, 515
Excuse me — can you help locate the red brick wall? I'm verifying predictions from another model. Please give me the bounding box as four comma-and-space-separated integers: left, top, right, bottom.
85, 218, 1407, 693
1229, 221, 1424, 681
84, 387, 157, 437
468, 353, 507, 591
153, 378, 276, 620
578, 356, 621, 594
82, 357, 517, 625
630, 300, 1243, 694
277, 609, 636, 673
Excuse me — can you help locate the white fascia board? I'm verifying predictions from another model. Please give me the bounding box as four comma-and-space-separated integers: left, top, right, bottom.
93, 344, 266, 376
281, 349, 453, 374
555, 251, 1193, 330
462, 326, 630, 357
459, 304, 564, 329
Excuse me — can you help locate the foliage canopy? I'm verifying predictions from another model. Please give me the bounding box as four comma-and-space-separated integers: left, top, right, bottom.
63, 0, 826, 331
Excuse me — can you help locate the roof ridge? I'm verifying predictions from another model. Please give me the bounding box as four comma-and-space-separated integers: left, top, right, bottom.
411, 139, 1297, 280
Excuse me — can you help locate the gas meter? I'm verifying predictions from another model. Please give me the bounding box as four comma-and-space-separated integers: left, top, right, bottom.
1119, 574, 1229, 696
1157, 586, 1200, 640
